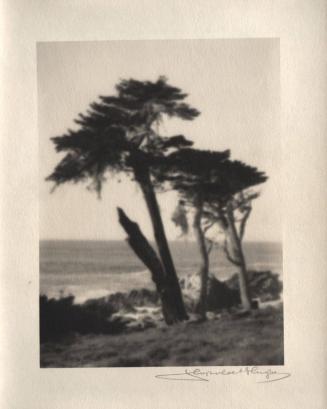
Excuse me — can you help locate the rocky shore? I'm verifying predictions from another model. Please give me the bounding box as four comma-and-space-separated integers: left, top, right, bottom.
41, 270, 282, 339
86, 270, 282, 330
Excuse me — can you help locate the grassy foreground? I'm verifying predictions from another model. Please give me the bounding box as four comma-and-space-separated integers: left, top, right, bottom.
40, 304, 283, 367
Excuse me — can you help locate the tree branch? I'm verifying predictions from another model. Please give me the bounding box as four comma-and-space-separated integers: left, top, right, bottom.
203, 220, 215, 234
205, 238, 215, 255
238, 206, 252, 241
223, 238, 241, 266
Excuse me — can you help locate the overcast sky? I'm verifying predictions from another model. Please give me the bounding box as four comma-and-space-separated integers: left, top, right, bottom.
38, 39, 281, 242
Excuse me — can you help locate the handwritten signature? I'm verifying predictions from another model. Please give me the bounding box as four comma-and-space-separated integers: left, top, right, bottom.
155, 367, 291, 383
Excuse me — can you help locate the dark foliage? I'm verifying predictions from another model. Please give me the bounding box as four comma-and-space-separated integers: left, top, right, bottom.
155, 148, 267, 205
46, 77, 199, 194
206, 277, 241, 310
226, 270, 283, 302
39, 295, 126, 342
171, 200, 189, 234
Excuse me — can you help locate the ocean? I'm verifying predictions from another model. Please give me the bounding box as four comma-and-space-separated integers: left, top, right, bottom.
40, 240, 282, 303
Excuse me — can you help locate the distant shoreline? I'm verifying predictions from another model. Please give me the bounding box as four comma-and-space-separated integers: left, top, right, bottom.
40, 238, 283, 245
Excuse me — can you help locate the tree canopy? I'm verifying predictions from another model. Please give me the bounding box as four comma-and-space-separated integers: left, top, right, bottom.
154, 148, 267, 207
46, 77, 199, 194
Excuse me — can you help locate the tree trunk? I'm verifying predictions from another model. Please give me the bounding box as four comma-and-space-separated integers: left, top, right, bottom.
131, 167, 187, 322
193, 199, 209, 320
117, 207, 186, 324
225, 204, 252, 311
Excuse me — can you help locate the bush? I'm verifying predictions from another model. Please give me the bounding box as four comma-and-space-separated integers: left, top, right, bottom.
207, 277, 240, 310
40, 295, 126, 343
181, 270, 282, 312
226, 270, 283, 302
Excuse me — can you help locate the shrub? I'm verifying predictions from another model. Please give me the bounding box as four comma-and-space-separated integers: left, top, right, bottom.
40, 295, 126, 342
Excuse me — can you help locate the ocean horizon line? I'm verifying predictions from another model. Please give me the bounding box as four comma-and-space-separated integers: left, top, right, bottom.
40, 238, 282, 245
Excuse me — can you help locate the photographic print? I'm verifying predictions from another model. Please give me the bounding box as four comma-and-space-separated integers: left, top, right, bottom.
38, 39, 282, 368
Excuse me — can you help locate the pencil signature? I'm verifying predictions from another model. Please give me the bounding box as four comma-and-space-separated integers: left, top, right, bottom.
155, 366, 291, 383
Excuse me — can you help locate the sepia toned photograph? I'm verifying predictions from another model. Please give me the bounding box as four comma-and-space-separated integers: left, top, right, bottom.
38, 39, 283, 368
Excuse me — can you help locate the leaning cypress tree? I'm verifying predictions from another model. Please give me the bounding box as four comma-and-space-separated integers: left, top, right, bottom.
47, 77, 199, 324
155, 148, 267, 316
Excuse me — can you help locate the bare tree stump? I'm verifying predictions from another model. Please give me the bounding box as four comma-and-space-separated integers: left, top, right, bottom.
117, 207, 188, 324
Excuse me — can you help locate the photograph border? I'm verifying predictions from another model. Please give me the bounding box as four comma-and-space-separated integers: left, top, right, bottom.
1, 1, 326, 408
